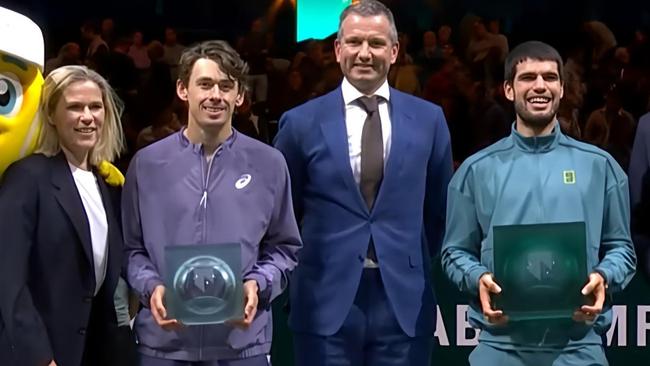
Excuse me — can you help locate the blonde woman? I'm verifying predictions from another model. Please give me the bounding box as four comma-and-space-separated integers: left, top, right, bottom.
0, 65, 128, 366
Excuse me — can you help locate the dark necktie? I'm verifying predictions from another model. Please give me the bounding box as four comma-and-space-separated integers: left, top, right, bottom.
357, 95, 383, 262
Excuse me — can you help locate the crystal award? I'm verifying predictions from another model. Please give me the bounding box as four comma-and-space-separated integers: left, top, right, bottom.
492, 222, 589, 321
164, 243, 243, 325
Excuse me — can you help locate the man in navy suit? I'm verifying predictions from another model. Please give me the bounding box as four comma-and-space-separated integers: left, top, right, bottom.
274, 1, 453, 364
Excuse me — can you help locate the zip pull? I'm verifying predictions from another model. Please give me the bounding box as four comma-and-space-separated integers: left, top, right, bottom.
199, 190, 208, 209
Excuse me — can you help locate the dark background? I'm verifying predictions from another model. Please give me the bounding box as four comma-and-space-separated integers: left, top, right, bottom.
2, 0, 649, 57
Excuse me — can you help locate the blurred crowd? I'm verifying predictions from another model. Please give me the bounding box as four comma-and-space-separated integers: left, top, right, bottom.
47, 16, 650, 171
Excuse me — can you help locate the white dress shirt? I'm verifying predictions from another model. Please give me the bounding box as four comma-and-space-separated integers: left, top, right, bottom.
341, 77, 392, 185
69, 163, 108, 295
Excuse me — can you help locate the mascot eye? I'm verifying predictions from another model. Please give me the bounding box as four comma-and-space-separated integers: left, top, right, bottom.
0, 75, 23, 117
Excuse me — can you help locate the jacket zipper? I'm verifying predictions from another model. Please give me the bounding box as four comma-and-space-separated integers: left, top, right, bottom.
198, 147, 216, 359
535, 146, 540, 220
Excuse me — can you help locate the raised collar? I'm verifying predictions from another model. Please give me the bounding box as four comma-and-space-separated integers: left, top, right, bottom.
178, 126, 237, 155
511, 121, 562, 153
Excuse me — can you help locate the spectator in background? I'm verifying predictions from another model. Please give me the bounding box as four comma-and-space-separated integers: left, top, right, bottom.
135, 44, 180, 150
238, 18, 270, 103
128, 31, 151, 71
466, 19, 495, 64
100, 37, 138, 99
101, 17, 116, 49
81, 20, 108, 69
45, 42, 82, 76
126, 40, 173, 152
269, 69, 310, 121
135, 108, 181, 150
557, 47, 587, 139
464, 80, 510, 156
487, 19, 509, 62
466, 18, 504, 88
388, 32, 420, 95
418, 31, 443, 64
293, 39, 325, 94
416, 30, 444, 86
629, 27, 650, 66
161, 27, 185, 81
438, 24, 455, 57
142, 40, 171, 94
314, 62, 343, 97
584, 83, 636, 170
583, 20, 617, 69
232, 92, 264, 142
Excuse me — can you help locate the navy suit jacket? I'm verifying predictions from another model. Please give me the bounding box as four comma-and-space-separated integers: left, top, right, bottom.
274, 86, 453, 337
0, 153, 122, 366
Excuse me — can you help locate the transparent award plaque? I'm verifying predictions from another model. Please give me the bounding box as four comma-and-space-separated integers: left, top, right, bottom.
164, 243, 243, 325
492, 222, 589, 321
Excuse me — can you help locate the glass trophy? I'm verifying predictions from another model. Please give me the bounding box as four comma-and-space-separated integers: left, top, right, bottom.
164, 243, 243, 325
492, 222, 589, 321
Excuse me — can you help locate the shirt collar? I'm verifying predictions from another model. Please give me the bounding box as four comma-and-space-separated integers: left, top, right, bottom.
341, 77, 391, 106
511, 120, 562, 153
178, 126, 238, 155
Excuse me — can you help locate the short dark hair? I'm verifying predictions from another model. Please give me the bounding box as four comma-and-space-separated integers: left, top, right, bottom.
338, 0, 398, 44
504, 41, 564, 84
178, 40, 249, 95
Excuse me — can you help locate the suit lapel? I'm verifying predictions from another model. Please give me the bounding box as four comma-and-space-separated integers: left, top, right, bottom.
320, 89, 368, 212
51, 153, 94, 270
375, 89, 410, 205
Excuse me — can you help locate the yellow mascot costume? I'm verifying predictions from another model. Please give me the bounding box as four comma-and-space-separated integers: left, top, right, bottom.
0, 6, 44, 176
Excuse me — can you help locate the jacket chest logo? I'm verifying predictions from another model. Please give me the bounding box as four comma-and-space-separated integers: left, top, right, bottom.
563, 170, 576, 184
235, 174, 252, 189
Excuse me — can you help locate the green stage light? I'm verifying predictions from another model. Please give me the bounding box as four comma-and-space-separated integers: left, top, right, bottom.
296, 0, 352, 41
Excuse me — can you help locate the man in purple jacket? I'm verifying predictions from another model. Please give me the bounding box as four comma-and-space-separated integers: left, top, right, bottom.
122, 40, 302, 366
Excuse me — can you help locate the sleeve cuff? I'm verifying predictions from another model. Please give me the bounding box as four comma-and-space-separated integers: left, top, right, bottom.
244, 272, 272, 310
593, 267, 610, 287
468, 267, 491, 295
142, 278, 164, 307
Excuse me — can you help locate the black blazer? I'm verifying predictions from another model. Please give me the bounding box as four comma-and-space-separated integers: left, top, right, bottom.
0, 153, 122, 366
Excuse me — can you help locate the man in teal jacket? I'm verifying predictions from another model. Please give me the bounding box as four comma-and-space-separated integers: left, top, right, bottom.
441, 41, 636, 366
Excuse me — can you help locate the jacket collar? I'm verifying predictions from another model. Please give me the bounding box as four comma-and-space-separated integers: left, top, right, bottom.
178, 126, 238, 155
511, 121, 562, 153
